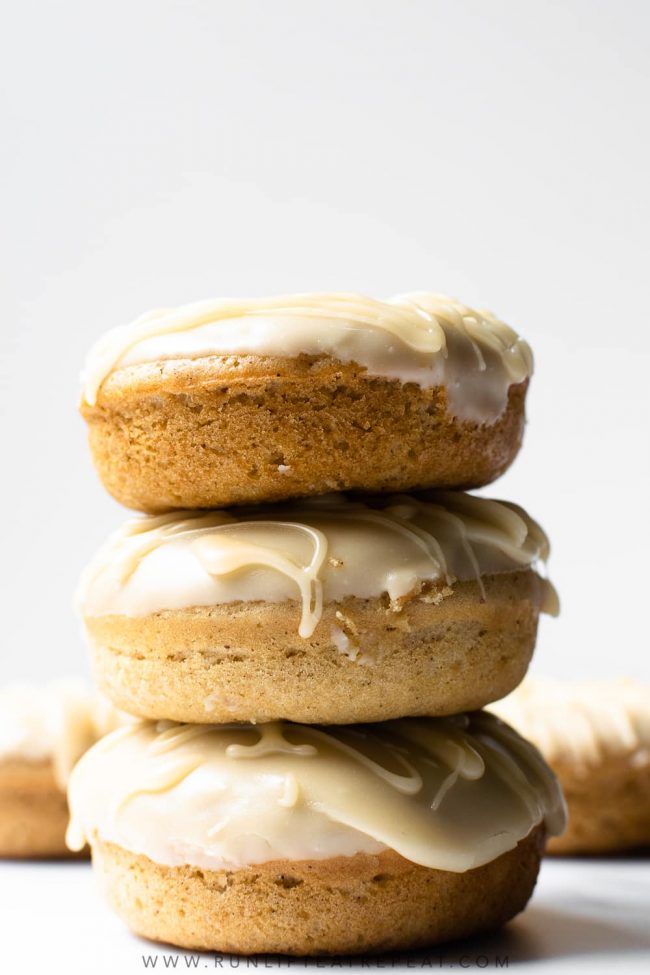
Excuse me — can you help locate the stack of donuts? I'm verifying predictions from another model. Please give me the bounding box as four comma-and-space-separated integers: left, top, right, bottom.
68, 293, 567, 955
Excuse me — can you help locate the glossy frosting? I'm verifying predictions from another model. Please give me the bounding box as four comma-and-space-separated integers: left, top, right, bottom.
78, 493, 557, 638
0, 680, 123, 788
66, 712, 565, 871
81, 292, 533, 423
490, 678, 650, 773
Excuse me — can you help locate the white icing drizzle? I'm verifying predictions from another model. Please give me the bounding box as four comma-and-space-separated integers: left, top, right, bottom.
66, 713, 565, 871
78, 493, 557, 638
192, 523, 328, 638
81, 292, 533, 423
490, 678, 650, 773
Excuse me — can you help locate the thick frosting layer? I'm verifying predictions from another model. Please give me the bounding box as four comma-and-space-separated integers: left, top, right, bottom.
81, 292, 533, 423
66, 713, 565, 871
490, 678, 650, 774
0, 680, 123, 789
78, 493, 557, 638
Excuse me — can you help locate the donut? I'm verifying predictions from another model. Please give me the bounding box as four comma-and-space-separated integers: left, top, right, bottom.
79, 292, 533, 512
0, 680, 122, 857
66, 712, 565, 954
78, 491, 557, 725
489, 678, 650, 854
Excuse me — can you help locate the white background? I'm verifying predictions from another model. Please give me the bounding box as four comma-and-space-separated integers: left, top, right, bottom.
1, 0, 649, 683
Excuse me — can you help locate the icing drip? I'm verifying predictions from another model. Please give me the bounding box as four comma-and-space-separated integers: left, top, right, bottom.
66, 713, 566, 871
192, 523, 328, 639
78, 492, 557, 639
81, 292, 533, 424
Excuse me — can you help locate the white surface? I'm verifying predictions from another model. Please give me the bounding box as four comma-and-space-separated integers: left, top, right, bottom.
1, 856, 649, 973
0, 0, 649, 683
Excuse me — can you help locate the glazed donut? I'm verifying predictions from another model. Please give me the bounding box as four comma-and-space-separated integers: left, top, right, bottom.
489, 677, 650, 854
0, 680, 121, 857
66, 712, 565, 954
78, 492, 557, 725
79, 292, 533, 512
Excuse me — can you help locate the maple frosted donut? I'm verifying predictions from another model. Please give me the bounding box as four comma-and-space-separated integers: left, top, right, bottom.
78, 492, 557, 725
0, 680, 121, 857
79, 292, 533, 512
490, 678, 650, 855
67, 712, 565, 955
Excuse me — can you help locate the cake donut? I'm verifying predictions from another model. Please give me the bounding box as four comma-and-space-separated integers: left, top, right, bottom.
79, 292, 533, 512
78, 491, 557, 725
490, 678, 650, 855
0, 680, 121, 857
66, 712, 566, 955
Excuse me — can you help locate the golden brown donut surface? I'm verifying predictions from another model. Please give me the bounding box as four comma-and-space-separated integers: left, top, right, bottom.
66, 714, 564, 953
92, 830, 544, 955
78, 493, 557, 723
0, 759, 72, 858
80, 292, 533, 510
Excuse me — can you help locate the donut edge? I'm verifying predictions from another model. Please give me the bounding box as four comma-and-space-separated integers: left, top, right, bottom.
91, 825, 545, 954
